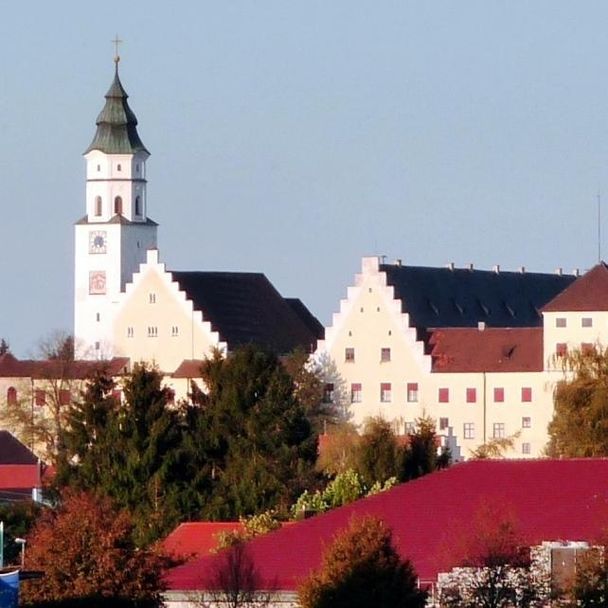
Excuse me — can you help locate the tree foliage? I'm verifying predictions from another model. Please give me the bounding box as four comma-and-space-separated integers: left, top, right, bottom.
566, 546, 608, 607
401, 415, 451, 481
548, 348, 608, 457
298, 516, 427, 608
0, 338, 9, 355
21, 491, 165, 607
0, 501, 41, 566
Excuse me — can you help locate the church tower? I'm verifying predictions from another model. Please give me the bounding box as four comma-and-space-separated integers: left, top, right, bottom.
74, 57, 158, 358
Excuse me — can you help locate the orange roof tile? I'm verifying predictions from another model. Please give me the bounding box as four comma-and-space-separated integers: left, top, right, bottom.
543, 263, 608, 312
163, 522, 244, 560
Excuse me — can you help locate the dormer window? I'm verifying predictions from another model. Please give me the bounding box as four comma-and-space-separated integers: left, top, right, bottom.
117, 163, 122, 172
114, 196, 123, 215
96, 164, 101, 172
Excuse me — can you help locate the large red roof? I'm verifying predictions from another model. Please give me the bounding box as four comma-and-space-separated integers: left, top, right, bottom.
166, 459, 608, 591
163, 522, 244, 560
429, 327, 543, 372
0, 354, 130, 379
543, 263, 608, 312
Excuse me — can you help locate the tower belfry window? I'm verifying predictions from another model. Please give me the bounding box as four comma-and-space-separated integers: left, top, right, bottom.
114, 196, 123, 215
94, 196, 102, 216
135, 196, 142, 216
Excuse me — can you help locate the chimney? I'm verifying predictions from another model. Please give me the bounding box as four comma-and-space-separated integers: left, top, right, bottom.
573, 268, 580, 277
519, 266, 525, 273
493, 264, 500, 273
468, 263, 474, 271
555, 267, 563, 276
446, 262, 455, 271
478, 321, 486, 332
394, 258, 402, 267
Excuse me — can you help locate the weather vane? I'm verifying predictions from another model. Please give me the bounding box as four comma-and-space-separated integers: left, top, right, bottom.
112, 35, 123, 64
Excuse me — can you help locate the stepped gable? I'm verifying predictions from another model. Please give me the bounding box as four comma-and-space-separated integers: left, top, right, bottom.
171, 271, 320, 354
429, 327, 543, 372
543, 262, 608, 312
380, 264, 575, 329
166, 459, 608, 591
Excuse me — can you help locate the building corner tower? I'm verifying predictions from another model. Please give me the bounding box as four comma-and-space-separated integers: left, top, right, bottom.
74, 58, 158, 359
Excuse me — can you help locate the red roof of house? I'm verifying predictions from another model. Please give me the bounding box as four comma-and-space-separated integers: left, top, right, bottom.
0, 354, 130, 379
429, 327, 543, 372
543, 263, 608, 312
0, 465, 40, 489
163, 522, 244, 560
172, 360, 204, 379
166, 459, 608, 591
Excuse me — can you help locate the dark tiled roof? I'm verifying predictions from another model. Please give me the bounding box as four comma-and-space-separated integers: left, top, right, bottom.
428, 327, 543, 372
0, 353, 130, 379
0, 431, 37, 465
381, 264, 576, 329
166, 459, 608, 591
171, 271, 320, 354
84, 66, 149, 155
284, 298, 324, 341
542, 262, 608, 312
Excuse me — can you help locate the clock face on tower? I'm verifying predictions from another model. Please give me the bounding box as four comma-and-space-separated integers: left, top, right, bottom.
89, 271, 107, 295
89, 230, 107, 254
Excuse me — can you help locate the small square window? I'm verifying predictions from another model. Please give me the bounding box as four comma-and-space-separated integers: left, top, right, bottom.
522, 442, 531, 455
466, 388, 477, 403
493, 422, 505, 439
521, 387, 532, 403
345, 347, 355, 363
438, 388, 449, 403
582, 317, 593, 328
323, 383, 334, 404
380, 383, 392, 403
117, 163, 122, 172
59, 390, 71, 406
404, 421, 415, 434
555, 317, 567, 328
380, 348, 391, 362
463, 422, 475, 439
555, 343, 567, 357
95, 341, 100, 350
439, 417, 449, 431
582, 343, 594, 355
351, 383, 362, 403
406, 382, 418, 403
35, 389, 46, 407
522, 416, 531, 428
494, 387, 504, 403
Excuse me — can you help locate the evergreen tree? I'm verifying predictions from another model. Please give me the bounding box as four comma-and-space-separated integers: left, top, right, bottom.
356, 418, 401, 487
401, 416, 450, 481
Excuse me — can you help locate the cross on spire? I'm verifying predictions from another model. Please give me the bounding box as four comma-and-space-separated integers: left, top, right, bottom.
112, 35, 123, 65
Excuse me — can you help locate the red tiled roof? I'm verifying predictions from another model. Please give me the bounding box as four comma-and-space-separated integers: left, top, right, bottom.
0, 354, 130, 379
172, 360, 204, 379
165, 459, 608, 591
163, 522, 244, 560
543, 263, 608, 312
429, 327, 543, 372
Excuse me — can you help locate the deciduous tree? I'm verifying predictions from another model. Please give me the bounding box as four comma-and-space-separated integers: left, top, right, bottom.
298, 516, 426, 608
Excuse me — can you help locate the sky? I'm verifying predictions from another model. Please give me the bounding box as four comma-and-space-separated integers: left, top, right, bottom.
2, 1, 608, 356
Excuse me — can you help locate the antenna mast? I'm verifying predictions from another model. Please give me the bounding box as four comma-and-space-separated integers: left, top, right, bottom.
598, 191, 602, 263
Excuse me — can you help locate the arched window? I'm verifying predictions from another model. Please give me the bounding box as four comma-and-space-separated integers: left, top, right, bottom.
114, 196, 123, 215
95, 196, 102, 216
6, 387, 17, 406
135, 196, 142, 216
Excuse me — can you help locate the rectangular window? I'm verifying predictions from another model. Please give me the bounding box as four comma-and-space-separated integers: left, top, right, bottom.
406, 382, 418, 403
345, 347, 355, 363
35, 390, 45, 407
582, 317, 593, 328
521, 387, 532, 403
522, 416, 531, 428
582, 343, 594, 355
95, 341, 100, 350
350, 383, 362, 403
127, 327, 134, 338
380, 347, 391, 362
556, 317, 567, 328
555, 343, 567, 357
522, 442, 531, 455
438, 388, 449, 403
493, 422, 505, 439
380, 383, 392, 403
171, 326, 179, 337
463, 422, 475, 439
96, 313, 100, 322
494, 387, 504, 403
322, 383, 334, 404
58, 390, 71, 406
147, 326, 158, 338
404, 421, 415, 434
149, 293, 156, 304
439, 417, 449, 431
466, 388, 477, 403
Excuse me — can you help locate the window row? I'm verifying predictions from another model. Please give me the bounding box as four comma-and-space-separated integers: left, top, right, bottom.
126, 326, 180, 338
555, 343, 596, 357
96, 162, 140, 173
344, 347, 392, 363
5, 387, 121, 407
555, 316, 594, 328
93, 195, 143, 217
439, 386, 532, 403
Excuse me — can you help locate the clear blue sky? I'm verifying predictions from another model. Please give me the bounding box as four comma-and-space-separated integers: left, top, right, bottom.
2, 1, 608, 356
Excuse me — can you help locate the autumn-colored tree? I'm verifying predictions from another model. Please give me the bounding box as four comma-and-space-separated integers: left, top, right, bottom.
440, 502, 539, 608
315, 422, 360, 476
21, 490, 165, 607
548, 347, 608, 457
298, 516, 426, 608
